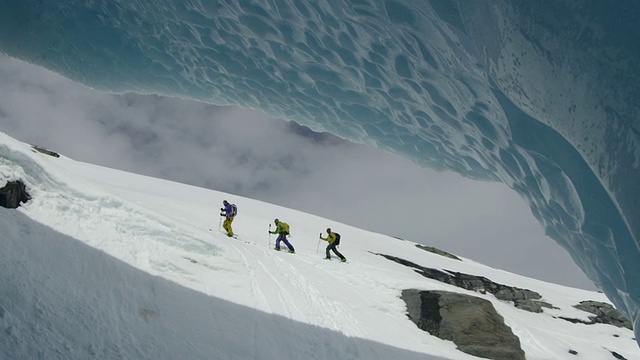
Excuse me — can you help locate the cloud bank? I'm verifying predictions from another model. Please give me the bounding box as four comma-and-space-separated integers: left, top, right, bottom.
0, 55, 595, 290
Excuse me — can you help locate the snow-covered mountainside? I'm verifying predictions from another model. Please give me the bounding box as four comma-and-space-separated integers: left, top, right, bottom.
0, 132, 637, 359
1, 2, 638, 337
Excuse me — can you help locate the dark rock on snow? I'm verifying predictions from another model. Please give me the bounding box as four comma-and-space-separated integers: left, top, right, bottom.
0, 180, 30, 209
377, 253, 552, 312
415, 244, 461, 261
402, 289, 525, 360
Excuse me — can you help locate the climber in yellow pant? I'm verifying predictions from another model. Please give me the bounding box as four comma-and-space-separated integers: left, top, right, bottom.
220, 200, 237, 237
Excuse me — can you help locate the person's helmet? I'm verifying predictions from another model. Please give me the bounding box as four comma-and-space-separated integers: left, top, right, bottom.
274, 218, 280, 223
223, 200, 228, 205
326, 228, 331, 233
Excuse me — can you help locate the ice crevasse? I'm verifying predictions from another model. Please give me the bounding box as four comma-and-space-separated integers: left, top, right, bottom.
0, 0, 639, 343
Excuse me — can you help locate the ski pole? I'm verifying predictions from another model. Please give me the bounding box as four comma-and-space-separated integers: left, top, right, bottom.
268, 224, 272, 247
316, 233, 321, 253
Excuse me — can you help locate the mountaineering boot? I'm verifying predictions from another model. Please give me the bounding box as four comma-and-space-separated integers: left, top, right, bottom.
288, 249, 295, 254
324, 257, 331, 260
341, 258, 347, 263
274, 247, 280, 251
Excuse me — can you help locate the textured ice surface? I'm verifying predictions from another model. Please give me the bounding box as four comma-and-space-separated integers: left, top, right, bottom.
1, 0, 639, 341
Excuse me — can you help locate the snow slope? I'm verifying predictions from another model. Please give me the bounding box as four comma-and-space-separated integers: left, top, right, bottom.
2, 0, 640, 340
0, 132, 637, 359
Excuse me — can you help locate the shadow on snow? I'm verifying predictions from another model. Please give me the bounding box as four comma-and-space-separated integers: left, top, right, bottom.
0, 209, 445, 360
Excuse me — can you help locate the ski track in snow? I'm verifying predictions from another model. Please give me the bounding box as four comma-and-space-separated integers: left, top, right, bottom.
2, 146, 399, 343
140, 222, 392, 343
204, 234, 366, 337
134, 220, 368, 339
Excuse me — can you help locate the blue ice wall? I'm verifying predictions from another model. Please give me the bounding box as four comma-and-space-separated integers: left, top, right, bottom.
1, 0, 639, 340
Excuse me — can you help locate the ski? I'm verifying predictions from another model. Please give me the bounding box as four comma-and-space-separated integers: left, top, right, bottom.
209, 228, 238, 238
208, 228, 254, 244
273, 248, 295, 254
227, 234, 251, 244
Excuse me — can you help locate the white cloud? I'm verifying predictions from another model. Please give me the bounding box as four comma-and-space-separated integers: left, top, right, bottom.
0, 55, 597, 290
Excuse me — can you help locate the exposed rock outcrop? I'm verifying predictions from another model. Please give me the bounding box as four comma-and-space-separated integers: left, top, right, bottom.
377, 253, 554, 312
0, 180, 30, 208
575, 301, 632, 329
31, 145, 60, 158
415, 244, 461, 260
558, 301, 633, 329
402, 289, 525, 360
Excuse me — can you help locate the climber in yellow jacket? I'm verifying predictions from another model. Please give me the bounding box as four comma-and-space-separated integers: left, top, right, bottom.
320, 228, 346, 262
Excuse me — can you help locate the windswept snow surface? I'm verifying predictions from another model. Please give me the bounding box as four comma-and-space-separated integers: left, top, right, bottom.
0, 132, 637, 359
1, 2, 639, 333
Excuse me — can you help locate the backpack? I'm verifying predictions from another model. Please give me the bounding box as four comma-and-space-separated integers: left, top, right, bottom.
230, 204, 237, 216
282, 222, 290, 235
334, 232, 341, 244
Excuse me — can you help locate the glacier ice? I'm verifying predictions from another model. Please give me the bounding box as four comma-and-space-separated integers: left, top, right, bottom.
0, 0, 639, 342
